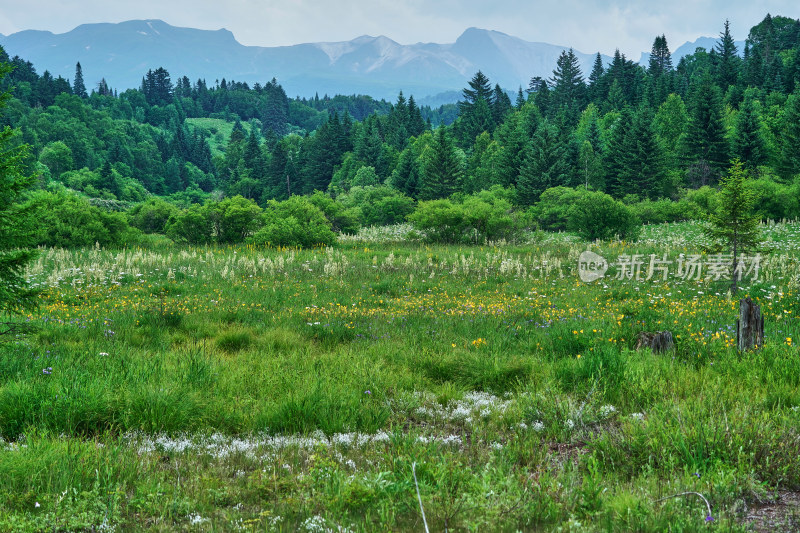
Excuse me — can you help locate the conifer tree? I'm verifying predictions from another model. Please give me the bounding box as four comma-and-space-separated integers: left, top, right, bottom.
0, 62, 37, 324
732, 89, 766, 168
686, 70, 729, 174
703, 159, 761, 294
587, 52, 606, 104
73, 62, 87, 98
550, 49, 586, 123
517, 120, 569, 205
777, 90, 800, 179
419, 127, 462, 200
714, 20, 741, 89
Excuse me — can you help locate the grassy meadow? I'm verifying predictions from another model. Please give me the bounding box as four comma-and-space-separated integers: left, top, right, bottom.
1, 221, 800, 531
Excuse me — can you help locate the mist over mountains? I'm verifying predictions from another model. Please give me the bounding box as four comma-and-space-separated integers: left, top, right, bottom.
0, 19, 726, 101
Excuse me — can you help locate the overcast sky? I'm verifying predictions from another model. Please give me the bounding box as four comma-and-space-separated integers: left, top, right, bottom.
1, 1, 798, 57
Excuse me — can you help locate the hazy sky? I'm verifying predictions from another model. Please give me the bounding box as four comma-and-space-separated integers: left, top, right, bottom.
1, 1, 798, 57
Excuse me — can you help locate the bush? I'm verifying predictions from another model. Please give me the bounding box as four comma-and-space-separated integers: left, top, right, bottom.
128, 197, 178, 234
529, 186, 584, 231
166, 204, 213, 245
248, 196, 336, 248
338, 185, 415, 227
629, 198, 686, 224
567, 190, 639, 241
750, 173, 798, 220
307, 191, 362, 234
23, 190, 140, 247
408, 198, 466, 243
409, 187, 527, 244
208, 196, 263, 244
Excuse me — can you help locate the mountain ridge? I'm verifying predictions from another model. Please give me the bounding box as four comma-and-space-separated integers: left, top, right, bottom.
0, 19, 718, 100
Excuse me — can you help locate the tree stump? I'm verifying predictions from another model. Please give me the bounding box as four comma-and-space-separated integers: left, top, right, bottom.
736, 297, 764, 351
635, 331, 674, 353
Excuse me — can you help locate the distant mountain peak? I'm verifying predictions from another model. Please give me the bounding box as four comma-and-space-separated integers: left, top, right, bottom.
0, 19, 610, 99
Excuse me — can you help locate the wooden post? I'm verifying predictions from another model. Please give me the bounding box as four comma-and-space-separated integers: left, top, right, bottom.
736, 297, 764, 352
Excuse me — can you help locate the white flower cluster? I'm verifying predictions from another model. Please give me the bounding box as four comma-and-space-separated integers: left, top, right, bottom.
413, 391, 512, 426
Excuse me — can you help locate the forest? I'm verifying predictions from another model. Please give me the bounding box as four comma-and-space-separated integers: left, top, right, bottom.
1, 14, 799, 247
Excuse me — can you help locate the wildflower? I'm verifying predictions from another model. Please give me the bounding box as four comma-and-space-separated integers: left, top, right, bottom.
364, 390, 371, 395
42, 367, 52, 375
35, 502, 40, 508
705, 515, 714, 522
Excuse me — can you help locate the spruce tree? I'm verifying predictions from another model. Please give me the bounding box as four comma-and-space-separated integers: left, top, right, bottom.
550, 49, 586, 123
603, 107, 633, 195
73, 62, 88, 98
686, 70, 729, 174
457, 71, 495, 144
587, 52, 606, 104
777, 90, 800, 179
517, 120, 569, 205
703, 159, 761, 294
419, 127, 462, 200
732, 89, 766, 168
0, 62, 37, 325
714, 20, 741, 89
616, 107, 666, 198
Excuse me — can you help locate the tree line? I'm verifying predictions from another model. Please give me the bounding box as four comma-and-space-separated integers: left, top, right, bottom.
1, 13, 799, 249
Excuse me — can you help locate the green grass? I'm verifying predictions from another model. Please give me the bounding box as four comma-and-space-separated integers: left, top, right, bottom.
1, 223, 800, 531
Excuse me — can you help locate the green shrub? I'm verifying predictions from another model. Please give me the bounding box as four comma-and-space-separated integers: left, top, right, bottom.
165, 203, 213, 244
567, 190, 640, 241
128, 197, 178, 234
307, 191, 361, 234
530, 186, 584, 231
629, 198, 686, 224
410, 187, 527, 244
249, 196, 336, 247
339, 185, 415, 226
208, 196, 263, 244
23, 189, 140, 247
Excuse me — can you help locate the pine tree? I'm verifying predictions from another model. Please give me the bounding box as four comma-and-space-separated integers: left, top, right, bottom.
457, 71, 495, 145
648, 35, 673, 76
73, 62, 87, 98
615, 107, 666, 198
391, 146, 420, 198
419, 127, 462, 200
731, 89, 766, 168
550, 49, 586, 123
407, 95, 426, 137
515, 87, 526, 109
492, 84, 512, 125
686, 70, 729, 174
0, 62, 37, 324
517, 120, 570, 205
588, 52, 606, 104
777, 90, 800, 179
714, 20, 741, 89
603, 107, 633, 195
703, 159, 761, 293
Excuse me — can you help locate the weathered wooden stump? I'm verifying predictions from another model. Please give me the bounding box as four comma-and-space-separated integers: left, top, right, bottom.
736, 297, 764, 351
635, 331, 674, 353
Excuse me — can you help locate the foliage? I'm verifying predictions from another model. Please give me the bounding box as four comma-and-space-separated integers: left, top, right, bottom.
409, 187, 527, 244
703, 159, 762, 292
248, 195, 336, 247
567, 190, 640, 241
23, 189, 140, 247
0, 62, 37, 316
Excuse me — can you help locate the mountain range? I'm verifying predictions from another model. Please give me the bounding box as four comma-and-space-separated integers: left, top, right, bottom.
0, 20, 735, 101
